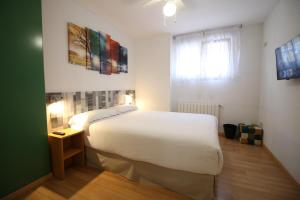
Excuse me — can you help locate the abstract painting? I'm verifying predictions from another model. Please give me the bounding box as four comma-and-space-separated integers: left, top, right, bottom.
86, 28, 100, 71
119, 46, 128, 73
110, 39, 120, 74
68, 23, 87, 66
68, 22, 128, 75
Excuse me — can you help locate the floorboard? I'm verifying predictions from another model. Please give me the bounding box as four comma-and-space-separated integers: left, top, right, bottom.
20, 136, 300, 200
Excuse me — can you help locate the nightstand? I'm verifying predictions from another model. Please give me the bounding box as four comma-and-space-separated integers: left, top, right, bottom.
48, 128, 85, 179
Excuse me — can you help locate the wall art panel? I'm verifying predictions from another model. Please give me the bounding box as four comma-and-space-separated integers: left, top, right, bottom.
111, 39, 120, 74
86, 28, 101, 71
68, 23, 87, 66
119, 46, 128, 73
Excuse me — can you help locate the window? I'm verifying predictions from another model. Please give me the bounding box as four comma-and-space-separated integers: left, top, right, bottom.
200, 39, 230, 80
173, 28, 240, 81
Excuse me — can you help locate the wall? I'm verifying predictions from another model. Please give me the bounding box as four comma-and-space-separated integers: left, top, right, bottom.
0, 0, 50, 197
171, 24, 263, 128
135, 34, 172, 111
42, 0, 135, 92
259, 0, 300, 183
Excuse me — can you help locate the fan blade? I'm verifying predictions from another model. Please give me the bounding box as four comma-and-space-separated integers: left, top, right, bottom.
175, 0, 185, 9
143, 0, 163, 7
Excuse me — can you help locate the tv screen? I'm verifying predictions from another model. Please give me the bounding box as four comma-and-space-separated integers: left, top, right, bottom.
275, 34, 300, 80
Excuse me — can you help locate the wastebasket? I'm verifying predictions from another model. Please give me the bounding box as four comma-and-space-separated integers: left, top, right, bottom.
223, 124, 237, 139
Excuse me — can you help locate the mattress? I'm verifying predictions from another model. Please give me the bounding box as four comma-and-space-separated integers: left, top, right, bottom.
86, 111, 223, 175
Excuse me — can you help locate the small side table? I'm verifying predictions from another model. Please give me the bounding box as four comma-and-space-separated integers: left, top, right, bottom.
48, 128, 84, 179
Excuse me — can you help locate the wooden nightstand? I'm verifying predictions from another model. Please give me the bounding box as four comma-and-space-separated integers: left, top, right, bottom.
48, 128, 85, 179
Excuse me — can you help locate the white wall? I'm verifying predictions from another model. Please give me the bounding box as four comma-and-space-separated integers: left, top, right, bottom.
135, 34, 172, 111
42, 0, 135, 92
259, 0, 300, 183
171, 24, 263, 128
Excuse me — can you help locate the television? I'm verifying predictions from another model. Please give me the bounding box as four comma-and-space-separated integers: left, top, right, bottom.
275, 34, 300, 80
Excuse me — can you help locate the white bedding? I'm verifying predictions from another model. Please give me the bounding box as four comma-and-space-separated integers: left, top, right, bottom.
86, 111, 223, 175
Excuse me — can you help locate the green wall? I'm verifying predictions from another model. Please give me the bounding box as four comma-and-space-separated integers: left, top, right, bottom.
0, 0, 50, 197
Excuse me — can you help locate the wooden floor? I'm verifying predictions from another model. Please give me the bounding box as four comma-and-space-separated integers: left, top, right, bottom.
20, 136, 300, 200
216, 136, 300, 200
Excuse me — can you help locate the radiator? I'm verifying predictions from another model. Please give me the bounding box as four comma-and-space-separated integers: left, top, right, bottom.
177, 102, 221, 121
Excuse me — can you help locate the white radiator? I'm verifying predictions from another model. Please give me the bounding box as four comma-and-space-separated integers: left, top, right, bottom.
177, 102, 221, 121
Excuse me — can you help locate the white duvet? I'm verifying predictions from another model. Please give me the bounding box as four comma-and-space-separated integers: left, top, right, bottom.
86, 111, 223, 175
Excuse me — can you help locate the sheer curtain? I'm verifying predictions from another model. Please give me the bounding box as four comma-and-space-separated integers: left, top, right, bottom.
173, 27, 240, 82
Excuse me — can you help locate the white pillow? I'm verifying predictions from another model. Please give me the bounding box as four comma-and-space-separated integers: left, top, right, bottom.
68, 109, 119, 131
88, 109, 119, 123
112, 105, 137, 113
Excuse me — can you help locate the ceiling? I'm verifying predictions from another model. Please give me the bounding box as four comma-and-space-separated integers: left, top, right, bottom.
75, 0, 279, 38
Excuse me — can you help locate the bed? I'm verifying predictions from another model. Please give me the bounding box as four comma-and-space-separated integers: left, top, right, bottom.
70, 107, 223, 200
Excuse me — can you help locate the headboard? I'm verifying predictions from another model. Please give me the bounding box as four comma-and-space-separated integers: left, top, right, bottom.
46, 90, 135, 131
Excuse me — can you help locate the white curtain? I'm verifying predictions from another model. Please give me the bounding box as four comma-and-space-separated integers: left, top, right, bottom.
173, 27, 240, 82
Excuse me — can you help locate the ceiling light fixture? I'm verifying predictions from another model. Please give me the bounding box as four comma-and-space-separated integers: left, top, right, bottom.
163, 0, 177, 17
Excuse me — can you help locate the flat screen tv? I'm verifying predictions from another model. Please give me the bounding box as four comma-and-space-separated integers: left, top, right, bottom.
275, 34, 300, 80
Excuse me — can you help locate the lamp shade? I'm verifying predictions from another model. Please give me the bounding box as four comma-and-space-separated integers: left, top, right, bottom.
125, 95, 133, 105
48, 101, 64, 115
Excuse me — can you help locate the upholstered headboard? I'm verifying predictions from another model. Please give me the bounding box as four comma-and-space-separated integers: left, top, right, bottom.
46, 90, 135, 131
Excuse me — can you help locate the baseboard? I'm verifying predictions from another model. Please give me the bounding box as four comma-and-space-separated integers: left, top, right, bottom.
1, 173, 52, 200
263, 144, 300, 189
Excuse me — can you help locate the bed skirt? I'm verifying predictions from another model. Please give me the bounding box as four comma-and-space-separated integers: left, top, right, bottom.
86, 147, 215, 200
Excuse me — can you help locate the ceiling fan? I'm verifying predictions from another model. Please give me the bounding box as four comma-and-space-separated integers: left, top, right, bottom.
143, 0, 185, 17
